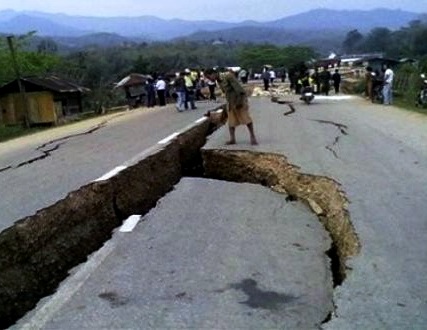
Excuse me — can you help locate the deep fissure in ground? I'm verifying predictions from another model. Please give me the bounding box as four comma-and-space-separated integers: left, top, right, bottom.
0, 117, 359, 328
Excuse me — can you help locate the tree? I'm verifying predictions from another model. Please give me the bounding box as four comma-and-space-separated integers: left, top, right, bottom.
133, 55, 150, 73
0, 33, 60, 84
342, 29, 364, 54
361, 27, 391, 53
37, 39, 58, 54
238, 45, 316, 72
410, 25, 427, 57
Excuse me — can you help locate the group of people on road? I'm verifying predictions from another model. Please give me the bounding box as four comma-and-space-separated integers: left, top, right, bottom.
141, 76, 168, 108
138, 68, 218, 111
289, 67, 341, 96
173, 68, 222, 112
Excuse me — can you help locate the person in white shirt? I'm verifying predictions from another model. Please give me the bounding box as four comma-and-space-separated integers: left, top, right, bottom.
269, 69, 276, 85
155, 76, 167, 106
383, 65, 394, 105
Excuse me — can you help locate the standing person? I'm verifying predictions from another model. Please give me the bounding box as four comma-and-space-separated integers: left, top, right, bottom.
184, 69, 197, 110
312, 67, 320, 94
145, 78, 156, 108
269, 69, 276, 86
281, 69, 287, 83
320, 67, 331, 96
332, 69, 341, 94
206, 74, 217, 102
195, 78, 205, 101
174, 72, 186, 112
262, 68, 270, 91
238, 68, 247, 84
296, 72, 303, 94
383, 65, 394, 105
365, 66, 374, 101
205, 69, 258, 145
155, 76, 166, 106
289, 70, 297, 92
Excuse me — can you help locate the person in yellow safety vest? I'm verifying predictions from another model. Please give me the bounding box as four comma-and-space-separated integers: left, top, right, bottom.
184, 69, 197, 110
300, 73, 314, 97
190, 70, 198, 82
301, 73, 314, 88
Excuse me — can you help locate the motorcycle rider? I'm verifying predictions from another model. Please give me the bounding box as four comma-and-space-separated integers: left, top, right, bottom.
300, 71, 314, 102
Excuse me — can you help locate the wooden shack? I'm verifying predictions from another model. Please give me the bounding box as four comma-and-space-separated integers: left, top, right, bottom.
115, 73, 152, 108
0, 76, 90, 125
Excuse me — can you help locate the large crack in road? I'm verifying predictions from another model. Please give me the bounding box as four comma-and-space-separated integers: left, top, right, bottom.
0, 116, 360, 328
0, 117, 118, 174
202, 149, 360, 282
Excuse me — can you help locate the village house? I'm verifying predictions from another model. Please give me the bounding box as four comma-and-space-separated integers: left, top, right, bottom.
0, 75, 90, 126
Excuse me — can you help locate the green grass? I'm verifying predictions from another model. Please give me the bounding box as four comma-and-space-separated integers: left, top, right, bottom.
0, 124, 47, 143
394, 96, 427, 115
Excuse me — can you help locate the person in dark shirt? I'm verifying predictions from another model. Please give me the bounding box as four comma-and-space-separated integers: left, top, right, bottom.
145, 78, 156, 107
332, 69, 341, 94
174, 72, 186, 112
320, 67, 331, 96
262, 69, 270, 91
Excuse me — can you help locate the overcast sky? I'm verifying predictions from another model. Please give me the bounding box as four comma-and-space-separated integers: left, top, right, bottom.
1, 0, 426, 21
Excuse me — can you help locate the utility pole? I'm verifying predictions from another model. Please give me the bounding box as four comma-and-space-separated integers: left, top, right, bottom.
7, 35, 30, 128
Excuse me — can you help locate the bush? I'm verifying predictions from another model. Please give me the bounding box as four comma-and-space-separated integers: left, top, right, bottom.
395, 63, 420, 104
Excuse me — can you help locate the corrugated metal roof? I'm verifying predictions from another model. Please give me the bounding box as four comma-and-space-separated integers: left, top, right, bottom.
114, 73, 152, 88
21, 76, 90, 93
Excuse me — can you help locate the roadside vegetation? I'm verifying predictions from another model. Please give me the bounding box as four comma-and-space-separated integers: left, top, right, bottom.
0, 124, 46, 142
341, 20, 427, 112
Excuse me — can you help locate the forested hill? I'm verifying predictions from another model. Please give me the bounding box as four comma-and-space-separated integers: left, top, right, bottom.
264, 8, 420, 31
175, 26, 346, 54
0, 8, 421, 39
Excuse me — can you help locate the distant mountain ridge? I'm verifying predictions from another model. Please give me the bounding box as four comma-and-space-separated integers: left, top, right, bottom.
266, 8, 420, 31
0, 8, 421, 40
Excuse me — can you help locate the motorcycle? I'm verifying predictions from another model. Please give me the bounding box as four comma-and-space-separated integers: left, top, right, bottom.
415, 73, 427, 108
301, 86, 315, 104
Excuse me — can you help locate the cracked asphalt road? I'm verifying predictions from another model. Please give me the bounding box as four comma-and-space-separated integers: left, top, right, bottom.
309, 119, 349, 159
6, 93, 427, 329
0, 102, 221, 231
206, 95, 427, 329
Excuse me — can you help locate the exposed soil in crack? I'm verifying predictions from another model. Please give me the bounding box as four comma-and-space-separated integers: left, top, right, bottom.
201, 147, 361, 325
202, 149, 360, 283
0, 119, 213, 328
310, 119, 349, 159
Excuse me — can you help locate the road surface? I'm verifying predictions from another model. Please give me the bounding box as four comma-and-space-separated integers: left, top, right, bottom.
7, 92, 427, 329
0, 102, 221, 231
